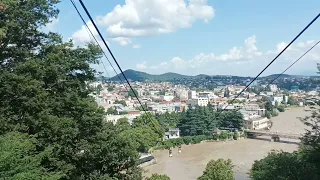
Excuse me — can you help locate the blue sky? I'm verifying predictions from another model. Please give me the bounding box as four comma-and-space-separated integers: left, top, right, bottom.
47, 0, 320, 77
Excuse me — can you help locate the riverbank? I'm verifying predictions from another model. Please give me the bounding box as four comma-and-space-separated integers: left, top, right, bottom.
143, 107, 310, 180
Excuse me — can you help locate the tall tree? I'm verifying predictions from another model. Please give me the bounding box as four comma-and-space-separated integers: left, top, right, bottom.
0, 132, 64, 179
133, 113, 165, 139
300, 110, 320, 177
0, 1, 142, 179
250, 150, 318, 180
198, 159, 234, 180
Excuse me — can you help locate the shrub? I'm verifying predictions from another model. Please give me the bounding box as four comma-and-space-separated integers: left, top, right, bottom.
233, 132, 240, 140
219, 132, 228, 140
183, 136, 193, 145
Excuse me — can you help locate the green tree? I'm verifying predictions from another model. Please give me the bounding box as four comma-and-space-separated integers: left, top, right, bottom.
146, 174, 170, 180
198, 159, 234, 180
0, 132, 64, 179
277, 105, 285, 112
133, 113, 165, 139
287, 96, 295, 105
155, 112, 181, 131
128, 89, 139, 98
250, 150, 318, 180
218, 111, 244, 129
115, 117, 131, 132
300, 110, 320, 177
265, 100, 273, 111
107, 86, 114, 92
159, 90, 166, 96
0, 1, 142, 179
224, 88, 230, 98
120, 127, 158, 153
106, 107, 116, 115
114, 99, 127, 106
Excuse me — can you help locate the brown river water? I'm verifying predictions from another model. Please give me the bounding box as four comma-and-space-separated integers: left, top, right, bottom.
143, 107, 311, 180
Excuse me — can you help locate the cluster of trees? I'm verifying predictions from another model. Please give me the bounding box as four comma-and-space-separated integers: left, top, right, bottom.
107, 86, 115, 92
116, 115, 165, 153
155, 112, 181, 131
178, 105, 244, 136
114, 99, 127, 106
0, 1, 146, 179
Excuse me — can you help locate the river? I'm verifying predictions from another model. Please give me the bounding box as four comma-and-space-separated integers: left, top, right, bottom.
143, 107, 311, 180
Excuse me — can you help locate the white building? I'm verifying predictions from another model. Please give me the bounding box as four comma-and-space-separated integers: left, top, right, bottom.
104, 114, 141, 124
188, 98, 208, 107
188, 90, 197, 99
243, 116, 271, 130
268, 96, 287, 106
162, 95, 174, 101
269, 84, 278, 92
175, 89, 188, 100
164, 128, 180, 140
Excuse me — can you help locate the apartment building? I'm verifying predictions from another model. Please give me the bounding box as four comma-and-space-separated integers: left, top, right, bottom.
148, 102, 186, 113
188, 90, 197, 99
243, 115, 271, 130
188, 98, 209, 106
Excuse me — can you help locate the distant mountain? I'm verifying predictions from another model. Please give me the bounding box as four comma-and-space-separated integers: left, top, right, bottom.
108, 69, 196, 81
107, 69, 311, 82
264, 74, 294, 78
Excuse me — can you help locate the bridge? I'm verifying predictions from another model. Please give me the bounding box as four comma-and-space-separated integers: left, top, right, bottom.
247, 130, 301, 141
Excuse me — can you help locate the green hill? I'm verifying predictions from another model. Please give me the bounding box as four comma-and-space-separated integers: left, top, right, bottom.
109, 69, 197, 81
107, 69, 301, 82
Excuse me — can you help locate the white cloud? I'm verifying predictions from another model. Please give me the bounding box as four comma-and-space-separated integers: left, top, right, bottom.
136, 36, 320, 76
72, 21, 97, 45
71, 21, 110, 48
96, 0, 214, 45
46, 18, 59, 31
136, 61, 147, 69
133, 44, 141, 49
111, 37, 132, 46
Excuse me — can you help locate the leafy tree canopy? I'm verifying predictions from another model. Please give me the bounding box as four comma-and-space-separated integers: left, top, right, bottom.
198, 159, 234, 180
250, 150, 318, 180
0, 0, 142, 179
146, 174, 170, 180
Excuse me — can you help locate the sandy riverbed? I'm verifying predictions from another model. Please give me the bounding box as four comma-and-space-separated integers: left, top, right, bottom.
143, 107, 312, 180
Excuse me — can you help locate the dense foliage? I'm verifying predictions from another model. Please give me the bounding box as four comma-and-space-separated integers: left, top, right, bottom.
0, 1, 143, 179
178, 105, 243, 136
155, 112, 181, 131
250, 150, 318, 180
198, 159, 234, 180
146, 174, 170, 180
300, 110, 320, 178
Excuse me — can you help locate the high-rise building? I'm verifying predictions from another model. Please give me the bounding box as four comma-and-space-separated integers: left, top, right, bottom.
188, 90, 196, 99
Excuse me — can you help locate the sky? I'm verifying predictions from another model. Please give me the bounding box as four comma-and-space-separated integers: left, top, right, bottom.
46, 0, 320, 77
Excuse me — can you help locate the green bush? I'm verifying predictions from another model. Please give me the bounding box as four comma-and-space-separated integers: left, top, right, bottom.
277, 106, 285, 112
243, 130, 248, 138
213, 134, 219, 140
162, 141, 174, 149
183, 136, 193, 145
191, 136, 202, 144
233, 132, 240, 140
219, 132, 228, 140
